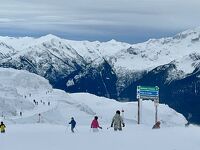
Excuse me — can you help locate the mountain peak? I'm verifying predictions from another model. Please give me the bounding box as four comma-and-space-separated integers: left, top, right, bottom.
39, 34, 61, 40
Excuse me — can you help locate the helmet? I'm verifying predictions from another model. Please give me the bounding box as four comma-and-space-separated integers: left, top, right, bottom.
116, 110, 120, 114
94, 116, 98, 120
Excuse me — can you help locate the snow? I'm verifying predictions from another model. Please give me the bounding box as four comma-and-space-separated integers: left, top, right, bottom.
1, 27, 200, 83
0, 68, 186, 127
0, 65, 195, 150
0, 124, 200, 150
0, 27, 200, 150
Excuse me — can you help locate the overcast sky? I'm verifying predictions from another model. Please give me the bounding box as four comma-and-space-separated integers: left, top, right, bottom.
0, 0, 200, 43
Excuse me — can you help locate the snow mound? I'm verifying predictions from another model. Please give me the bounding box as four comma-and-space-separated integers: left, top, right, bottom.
0, 68, 187, 127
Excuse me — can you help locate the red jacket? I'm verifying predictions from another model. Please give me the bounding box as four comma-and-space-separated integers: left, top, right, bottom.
91, 119, 100, 128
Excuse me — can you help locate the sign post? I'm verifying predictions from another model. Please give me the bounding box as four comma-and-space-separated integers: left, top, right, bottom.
138, 99, 140, 124
136, 86, 159, 124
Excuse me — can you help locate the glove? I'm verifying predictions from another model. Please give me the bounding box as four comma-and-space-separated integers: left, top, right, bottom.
99, 127, 102, 129
122, 123, 125, 127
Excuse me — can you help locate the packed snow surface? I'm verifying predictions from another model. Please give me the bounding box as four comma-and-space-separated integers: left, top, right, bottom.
0, 124, 199, 150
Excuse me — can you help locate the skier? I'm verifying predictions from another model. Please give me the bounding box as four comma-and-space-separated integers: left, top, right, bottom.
91, 116, 102, 132
20, 111, 22, 116
111, 110, 125, 131
0, 121, 6, 133
69, 117, 76, 133
152, 121, 161, 129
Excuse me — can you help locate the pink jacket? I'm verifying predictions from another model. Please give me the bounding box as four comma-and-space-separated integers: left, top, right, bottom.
91, 119, 100, 128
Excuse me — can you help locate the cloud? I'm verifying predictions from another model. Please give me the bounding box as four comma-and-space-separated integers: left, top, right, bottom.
0, 0, 200, 43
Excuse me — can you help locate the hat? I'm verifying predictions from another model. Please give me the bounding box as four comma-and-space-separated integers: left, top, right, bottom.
116, 110, 120, 114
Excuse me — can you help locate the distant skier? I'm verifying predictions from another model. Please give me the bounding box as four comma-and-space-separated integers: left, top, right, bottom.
185, 121, 190, 127
0, 121, 6, 133
111, 110, 125, 131
69, 117, 76, 133
20, 111, 22, 116
48, 102, 50, 106
91, 116, 102, 132
152, 121, 161, 129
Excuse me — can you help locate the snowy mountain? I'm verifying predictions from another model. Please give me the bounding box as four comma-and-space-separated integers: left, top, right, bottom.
0, 68, 186, 127
0, 27, 200, 123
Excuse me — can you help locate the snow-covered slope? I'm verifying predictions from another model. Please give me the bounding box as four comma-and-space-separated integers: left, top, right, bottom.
0, 27, 200, 123
0, 27, 200, 91
2, 124, 200, 150
0, 68, 186, 127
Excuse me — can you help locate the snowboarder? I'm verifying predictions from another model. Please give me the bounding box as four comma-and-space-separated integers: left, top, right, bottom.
152, 121, 161, 129
111, 110, 125, 131
91, 116, 102, 132
0, 121, 6, 133
69, 117, 76, 133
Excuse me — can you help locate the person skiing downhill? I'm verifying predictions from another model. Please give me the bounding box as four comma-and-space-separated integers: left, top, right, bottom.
69, 117, 76, 133
152, 121, 161, 129
0, 121, 6, 133
91, 116, 102, 132
111, 110, 125, 131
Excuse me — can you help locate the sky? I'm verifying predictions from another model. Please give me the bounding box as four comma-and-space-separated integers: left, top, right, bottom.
0, 0, 200, 43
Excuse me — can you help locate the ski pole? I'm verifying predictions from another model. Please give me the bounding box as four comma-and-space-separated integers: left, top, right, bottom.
75, 127, 78, 132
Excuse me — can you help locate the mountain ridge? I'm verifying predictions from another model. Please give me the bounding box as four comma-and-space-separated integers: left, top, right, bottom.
0, 27, 200, 123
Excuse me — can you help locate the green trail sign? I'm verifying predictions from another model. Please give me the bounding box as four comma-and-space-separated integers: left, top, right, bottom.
137, 86, 159, 99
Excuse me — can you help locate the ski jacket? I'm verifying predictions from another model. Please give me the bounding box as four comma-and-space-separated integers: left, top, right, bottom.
111, 114, 124, 129
69, 120, 76, 128
152, 123, 160, 129
0, 124, 6, 132
91, 119, 100, 128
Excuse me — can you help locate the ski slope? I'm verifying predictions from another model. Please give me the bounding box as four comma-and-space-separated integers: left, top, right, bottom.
0, 124, 200, 150
0, 68, 186, 126
0, 67, 197, 150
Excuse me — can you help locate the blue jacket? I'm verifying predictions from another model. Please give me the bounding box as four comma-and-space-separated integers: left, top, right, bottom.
69, 119, 76, 128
